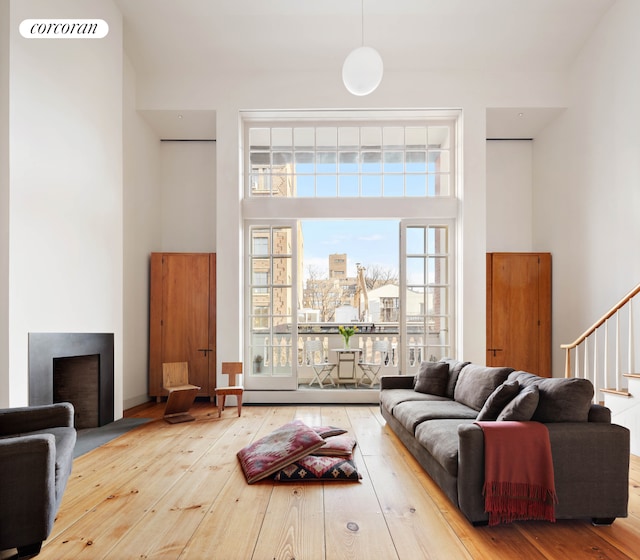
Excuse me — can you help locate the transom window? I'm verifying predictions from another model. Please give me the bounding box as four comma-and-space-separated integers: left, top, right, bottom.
247, 123, 454, 198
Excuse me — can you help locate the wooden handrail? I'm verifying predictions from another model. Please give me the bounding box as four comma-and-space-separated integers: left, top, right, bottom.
561, 283, 640, 350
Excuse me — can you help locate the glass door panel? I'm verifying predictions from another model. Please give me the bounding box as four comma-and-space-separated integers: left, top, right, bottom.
246, 223, 297, 390
400, 221, 454, 373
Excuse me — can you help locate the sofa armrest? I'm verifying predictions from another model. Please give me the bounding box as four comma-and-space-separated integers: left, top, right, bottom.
0, 434, 57, 549
588, 403, 611, 423
0, 403, 74, 436
546, 422, 629, 519
380, 375, 415, 390
456, 423, 488, 523
456, 421, 631, 524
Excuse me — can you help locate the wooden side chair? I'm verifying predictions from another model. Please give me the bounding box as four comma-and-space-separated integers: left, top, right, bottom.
305, 339, 336, 388
162, 362, 201, 423
357, 340, 389, 387
215, 362, 244, 417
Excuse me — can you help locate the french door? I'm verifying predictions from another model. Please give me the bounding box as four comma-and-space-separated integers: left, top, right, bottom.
244, 219, 455, 387
399, 220, 454, 374
244, 221, 298, 390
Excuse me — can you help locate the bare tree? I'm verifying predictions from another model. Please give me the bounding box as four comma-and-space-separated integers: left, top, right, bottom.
364, 264, 398, 290
303, 265, 341, 322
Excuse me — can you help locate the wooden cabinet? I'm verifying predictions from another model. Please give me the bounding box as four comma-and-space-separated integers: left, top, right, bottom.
149, 253, 216, 401
486, 253, 551, 376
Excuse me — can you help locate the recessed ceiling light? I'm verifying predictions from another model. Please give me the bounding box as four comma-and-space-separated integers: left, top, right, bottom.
178, 114, 183, 119
518, 112, 524, 118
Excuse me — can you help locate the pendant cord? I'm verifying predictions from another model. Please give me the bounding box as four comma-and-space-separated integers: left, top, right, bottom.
361, 0, 364, 47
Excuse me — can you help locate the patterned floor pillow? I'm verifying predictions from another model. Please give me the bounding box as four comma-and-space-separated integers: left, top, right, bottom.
312, 433, 357, 456
237, 419, 326, 484
312, 425, 348, 438
273, 455, 362, 482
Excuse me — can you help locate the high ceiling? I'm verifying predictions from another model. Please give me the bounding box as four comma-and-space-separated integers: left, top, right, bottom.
116, 0, 616, 138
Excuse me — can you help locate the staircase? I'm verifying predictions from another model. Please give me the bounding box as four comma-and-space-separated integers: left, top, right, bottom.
603, 374, 640, 456
561, 284, 640, 456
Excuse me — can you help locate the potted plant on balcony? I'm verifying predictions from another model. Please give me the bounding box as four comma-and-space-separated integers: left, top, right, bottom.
254, 354, 263, 373
338, 325, 358, 349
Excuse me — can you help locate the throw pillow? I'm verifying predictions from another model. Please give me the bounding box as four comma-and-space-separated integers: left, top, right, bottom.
439, 358, 471, 398
454, 364, 514, 411
237, 420, 326, 484
312, 433, 357, 456
273, 455, 362, 482
476, 380, 520, 421
508, 371, 595, 422
414, 361, 450, 396
313, 426, 347, 439
496, 385, 540, 421
533, 377, 594, 423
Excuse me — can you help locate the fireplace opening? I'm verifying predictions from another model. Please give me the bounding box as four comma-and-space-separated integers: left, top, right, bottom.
29, 333, 114, 427
53, 354, 100, 429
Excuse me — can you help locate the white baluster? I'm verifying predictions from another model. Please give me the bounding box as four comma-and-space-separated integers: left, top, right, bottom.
615, 312, 620, 391
629, 298, 635, 375
604, 321, 609, 392
583, 337, 589, 381
593, 330, 598, 398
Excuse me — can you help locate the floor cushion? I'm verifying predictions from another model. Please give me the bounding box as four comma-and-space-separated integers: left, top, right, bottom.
237, 420, 326, 483
273, 455, 362, 482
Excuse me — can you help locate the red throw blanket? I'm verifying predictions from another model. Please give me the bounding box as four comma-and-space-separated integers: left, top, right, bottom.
475, 421, 558, 526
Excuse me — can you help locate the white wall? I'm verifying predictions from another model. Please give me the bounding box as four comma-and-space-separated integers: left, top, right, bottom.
8, 0, 124, 414
0, 0, 9, 405
486, 140, 533, 252
534, 0, 640, 376
160, 141, 216, 252
122, 54, 162, 410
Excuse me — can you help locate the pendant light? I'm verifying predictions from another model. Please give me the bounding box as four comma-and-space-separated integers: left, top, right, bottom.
342, 0, 383, 96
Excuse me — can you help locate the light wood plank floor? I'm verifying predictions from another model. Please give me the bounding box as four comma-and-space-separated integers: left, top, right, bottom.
35, 402, 640, 559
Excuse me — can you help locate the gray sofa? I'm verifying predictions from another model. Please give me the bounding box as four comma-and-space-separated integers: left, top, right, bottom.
0, 403, 76, 558
380, 359, 630, 525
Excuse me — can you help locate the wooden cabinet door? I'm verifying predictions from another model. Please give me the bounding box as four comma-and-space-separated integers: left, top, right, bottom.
486, 253, 551, 376
149, 253, 216, 399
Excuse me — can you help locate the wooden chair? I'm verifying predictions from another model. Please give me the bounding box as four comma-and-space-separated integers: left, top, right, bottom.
215, 362, 244, 417
162, 362, 201, 423
305, 339, 336, 388
357, 340, 389, 387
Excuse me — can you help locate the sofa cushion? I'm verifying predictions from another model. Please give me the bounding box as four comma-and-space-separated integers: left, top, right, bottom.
454, 364, 514, 411
415, 419, 475, 477
496, 385, 540, 421
379, 389, 448, 414
414, 361, 449, 396
393, 400, 478, 434
439, 358, 471, 398
508, 371, 594, 422
476, 380, 520, 421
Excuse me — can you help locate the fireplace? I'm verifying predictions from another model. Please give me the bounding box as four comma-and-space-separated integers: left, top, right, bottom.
28, 333, 114, 428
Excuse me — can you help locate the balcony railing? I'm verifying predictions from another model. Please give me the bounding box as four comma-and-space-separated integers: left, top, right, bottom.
249, 322, 450, 383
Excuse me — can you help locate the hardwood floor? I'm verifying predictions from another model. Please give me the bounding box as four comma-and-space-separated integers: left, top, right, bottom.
36, 402, 640, 559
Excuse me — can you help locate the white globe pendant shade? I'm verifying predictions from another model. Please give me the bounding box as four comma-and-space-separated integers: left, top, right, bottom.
342, 46, 384, 96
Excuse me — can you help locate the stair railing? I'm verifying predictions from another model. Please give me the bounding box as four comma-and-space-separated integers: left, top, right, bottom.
561, 283, 640, 399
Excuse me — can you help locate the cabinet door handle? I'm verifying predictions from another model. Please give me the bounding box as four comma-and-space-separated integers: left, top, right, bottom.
198, 348, 214, 356
487, 348, 503, 357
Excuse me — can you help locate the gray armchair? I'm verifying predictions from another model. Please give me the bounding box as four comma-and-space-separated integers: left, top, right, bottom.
0, 403, 76, 558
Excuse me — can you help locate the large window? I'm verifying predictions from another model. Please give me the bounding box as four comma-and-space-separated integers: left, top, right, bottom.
242, 110, 460, 391
248, 123, 453, 198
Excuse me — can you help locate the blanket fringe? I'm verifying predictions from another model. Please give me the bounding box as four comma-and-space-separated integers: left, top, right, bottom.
483, 481, 558, 526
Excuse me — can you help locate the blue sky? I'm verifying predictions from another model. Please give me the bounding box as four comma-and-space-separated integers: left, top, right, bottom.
301, 219, 399, 280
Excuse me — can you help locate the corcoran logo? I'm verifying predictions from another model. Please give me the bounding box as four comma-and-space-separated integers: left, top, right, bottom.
19, 19, 109, 39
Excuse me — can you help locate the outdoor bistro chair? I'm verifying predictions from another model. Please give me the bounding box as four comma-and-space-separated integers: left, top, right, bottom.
357, 339, 389, 387
305, 339, 336, 388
